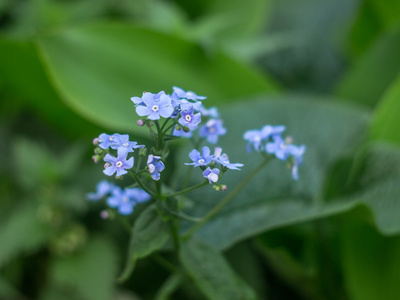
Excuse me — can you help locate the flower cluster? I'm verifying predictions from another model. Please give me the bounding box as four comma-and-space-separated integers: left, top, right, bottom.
132, 87, 226, 144
87, 180, 151, 215
185, 146, 243, 184
243, 125, 306, 180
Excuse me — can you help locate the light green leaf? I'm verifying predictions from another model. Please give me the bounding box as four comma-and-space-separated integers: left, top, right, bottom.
48, 236, 117, 300
370, 73, 400, 145
178, 95, 369, 249
336, 29, 400, 108
119, 204, 170, 282
36, 23, 277, 134
180, 238, 257, 300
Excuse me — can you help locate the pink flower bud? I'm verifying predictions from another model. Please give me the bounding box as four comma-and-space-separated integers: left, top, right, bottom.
100, 210, 109, 219
137, 119, 144, 126
93, 137, 99, 146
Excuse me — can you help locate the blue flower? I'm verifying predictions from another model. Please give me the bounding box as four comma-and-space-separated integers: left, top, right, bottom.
178, 103, 201, 131
243, 125, 286, 152
199, 105, 219, 118
103, 147, 134, 177
147, 155, 165, 181
185, 146, 213, 167
213, 147, 244, 170
202, 167, 220, 183
98, 133, 116, 149
86, 180, 115, 201
290, 145, 306, 180
111, 134, 145, 152
106, 187, 151, 215
173, 125, 193, 138
131, 91, 166, 107
172, 86, 206, 101
265, 135, 298, 161
199, 119, 227, 144
135, 93, 174, 120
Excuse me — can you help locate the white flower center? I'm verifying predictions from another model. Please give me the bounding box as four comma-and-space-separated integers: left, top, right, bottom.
116, 161, 123, 168
208, 126, 215, 133
152, 105, 159, 112
198, 159, 205, 164
122, 196, 129, 203
109, 135, 114, 141
123, 142, 129, 147
185, 115, 192, 122
280, 143, 287, 150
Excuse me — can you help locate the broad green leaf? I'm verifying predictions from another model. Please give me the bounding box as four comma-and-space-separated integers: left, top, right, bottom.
0, 276, 23, 299
0, 202, 53, 268
336, 29, 400, 108
119, 204, 170, 282
370, 73, 400, 145
36, 23, 277, 134
180, 238, 257, 300
340, 217, 400, 300
177, 95, 369, 249
48, 236, 117, 300
0, 38, 101, 138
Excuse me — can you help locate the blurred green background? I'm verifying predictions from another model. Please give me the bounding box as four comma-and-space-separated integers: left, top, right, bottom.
1, 0, 400, 299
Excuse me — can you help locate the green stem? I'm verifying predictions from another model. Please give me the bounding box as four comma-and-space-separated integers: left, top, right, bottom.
153, 254, 180, 273
155, 120, 163, 150
183, 157, 273, 240
170, 221, 180, 253
165, 180, 209, 198
128, 172, 156, 197
163, 121, 177, 134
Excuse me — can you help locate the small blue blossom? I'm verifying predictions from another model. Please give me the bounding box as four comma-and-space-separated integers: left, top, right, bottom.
199, 105, 219, 118
103, 147, 134, 177
98, 133, 116, 149
178, 104, 201, 131
86, 180, 115, 201
147, 155, 165, 181
202, 167, 220, 183
213, 147, 244, 170
290, 145, 306, 180
106, 187, 151, 215
172, 86, 206, 101
185, 146, 213, 167
111, 134, 145, 152
199, 119, 227, 144
243, 125, 286, 152
131, 91, 166, 107
261, 125, 286, 139
173, 125, 193, 138
265, 135, 298, 161
135, 93, 174, 120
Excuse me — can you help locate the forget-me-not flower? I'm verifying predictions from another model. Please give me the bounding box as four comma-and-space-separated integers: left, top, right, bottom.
103, 147, 134, 177
135, 93, 174, 120
172, 86, 206, 101
266, 135, 298, 161
111, 134, 144, 152
106, 187, 151, 215
199, 119, 227, 144
290, 145, 306, 180
213, 147, 243, 170
179, 104, 201, 131
202, 167, 220, 183
86, 180, 115, 201
147, 155, 165, 181
185, 146, 213, 167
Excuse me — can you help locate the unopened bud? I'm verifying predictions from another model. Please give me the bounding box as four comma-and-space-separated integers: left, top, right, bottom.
175, 124, 182, 131
92, 137, 99, 146
92, 155, 101, 164
285, 136, 293, 144
100, 210, 109, 219
104, 162, 111, 169
137, 119, 144, 126
94, 147, 103, 155
139, 147, 147, 157
147, 121, 154, 127
213, 185, 220, 191
221, 185, 227, 191
183, 126, 190, 133
116, 175, 123, 180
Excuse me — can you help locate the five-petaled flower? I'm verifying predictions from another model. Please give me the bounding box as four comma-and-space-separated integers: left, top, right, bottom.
103, 147, 134, 177
199, 119, 227, 144
185, 146, 213, 167
179, 103, 201, 131
106, 187, 151, 215
135, 93, 174, 120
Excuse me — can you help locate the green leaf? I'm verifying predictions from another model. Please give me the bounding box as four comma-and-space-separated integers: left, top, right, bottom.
336, 29, 400, 108
340, 215, 400, 300
36, 23, 277, 133
370, 73, 400, 145
0, 202, 53, 268
119, 204, 170, 282
0, 38, 101, 138
154, 273, 183, 300
177, 95, 369, 250
0, 276, 23, 299
48, 236, 117, 300
180, 238, 258, 300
